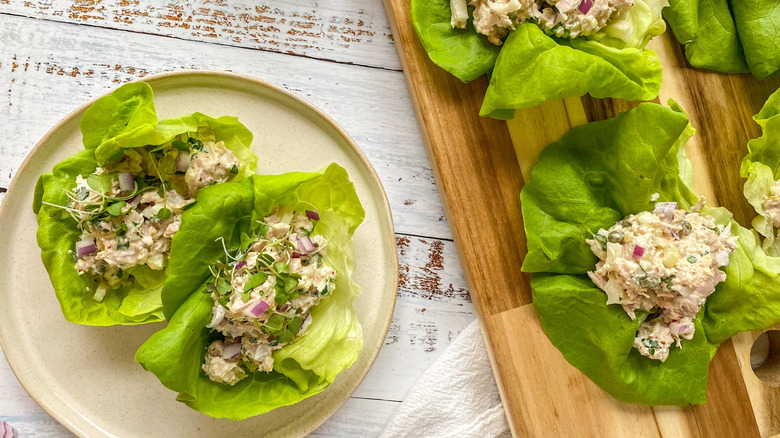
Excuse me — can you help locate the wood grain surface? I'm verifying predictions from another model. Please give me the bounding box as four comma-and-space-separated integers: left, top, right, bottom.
382, 0, 780, 435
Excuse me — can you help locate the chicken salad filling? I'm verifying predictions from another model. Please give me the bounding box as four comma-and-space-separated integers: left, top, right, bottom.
450, 0, 634, 45
586, 200, 738, 362
45, 137, 240, 302
202, 207, 335, 385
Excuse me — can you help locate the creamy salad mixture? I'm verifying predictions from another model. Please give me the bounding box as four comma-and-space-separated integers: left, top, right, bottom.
586, 200, 737, 361
762, 180, 780, 231
202, 208, 335, 385
450, 0, 634, 45
50, 137, 240, 301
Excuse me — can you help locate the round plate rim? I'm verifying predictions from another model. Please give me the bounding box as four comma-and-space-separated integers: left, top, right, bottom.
0, 69, 399, 437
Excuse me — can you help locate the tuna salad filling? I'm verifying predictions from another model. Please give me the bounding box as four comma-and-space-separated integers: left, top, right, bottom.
762, 180, 780, 232
586, 200, 737, 362
450, 0, 634, 45
46, 137, 240, 301
202, 207, 335, 385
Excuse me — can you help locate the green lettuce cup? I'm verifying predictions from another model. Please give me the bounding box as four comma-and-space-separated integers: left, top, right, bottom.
522, 102, 780, 404
741, 88, 780, 255
411, 0, 667, 118
33, 82, 258, 326
664, 0, 780, 79
135, 164, 365, 419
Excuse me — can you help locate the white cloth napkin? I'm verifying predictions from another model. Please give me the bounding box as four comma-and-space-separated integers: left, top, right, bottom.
380, 320, 511, 438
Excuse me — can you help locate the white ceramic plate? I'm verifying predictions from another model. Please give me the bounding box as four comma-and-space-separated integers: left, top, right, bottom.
0, 71, 398, 437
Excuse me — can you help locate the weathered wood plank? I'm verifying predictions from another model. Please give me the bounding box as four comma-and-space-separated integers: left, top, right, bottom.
0, 234, 474, 435
0, 0, 401, 71
0, 14, 449, 240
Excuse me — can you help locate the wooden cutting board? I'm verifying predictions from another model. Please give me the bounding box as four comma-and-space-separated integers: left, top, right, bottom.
382, 1, 780, 436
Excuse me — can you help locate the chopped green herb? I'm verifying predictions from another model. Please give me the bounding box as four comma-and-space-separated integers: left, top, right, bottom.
154, 208, 172, 222
87, 173, 112, 194
240, 232, 254, 250
266, 314, 285, 332
244, 272, 269, 292
116, 269, 123, 279
321, 284, 329, 295
76, 187, 89, 201
117, 238, 130, 250
276, 330, 294, 344
258, 254, 275, 267
288, 316, 303, 334
172, 140, 190, 151
115, 222, 128, 236
687, 255, 698, 264
188, 137, 204, 151
106, 201, 126, 216
216, 281, 233, 296
642, 339, 661, 351
218, 295, 230, 309
273, 262, 289, 275
229, 165, 239, 175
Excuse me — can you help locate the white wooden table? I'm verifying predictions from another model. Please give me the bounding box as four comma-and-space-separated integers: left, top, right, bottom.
0, 1, 476, 436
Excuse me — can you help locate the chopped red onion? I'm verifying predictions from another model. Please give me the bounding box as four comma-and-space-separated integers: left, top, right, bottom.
175, 151, 191, 172
235, 261, 246, 270
118, 172, 135, 191
578, 0, 593, 14
1, 420, 17, 438
653, 202, 678, 214
221, 340, 242, 360
297, 236, 315, 254
76, 239, 97, 257
671, 230, 680, 241
291, 252, 303, 259
250, 301, 269, 316
305, 210, 319, 221
280, 304, 291, 312
632, 245, 645, 259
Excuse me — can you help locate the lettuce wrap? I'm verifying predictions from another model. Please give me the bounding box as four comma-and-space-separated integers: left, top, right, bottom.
411, 0, 668, 119
135, 164, 365, 419
521, 101, 780, 404
741, 88, 780, 255
663, 0, 780, 79
33, 82, 258, 326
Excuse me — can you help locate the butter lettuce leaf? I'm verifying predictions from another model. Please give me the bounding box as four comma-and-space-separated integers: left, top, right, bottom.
136, 164, 365, 419
80, 82, 159, 150
410, 0, 501, 82
522, 102, 780, 404
480, 24, 663, 118
33, 82, 258, 325
741, 88, 780, 254
410, 0, 667, 117
663, 0, 750, 74
732, 1, 780, 79
664, 0, 780, 78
